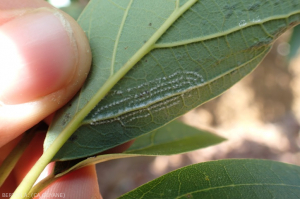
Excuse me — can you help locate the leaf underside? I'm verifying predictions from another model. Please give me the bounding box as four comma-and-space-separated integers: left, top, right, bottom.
125, 120, 225, 155
119, 159, 300, 199
45, 0, 300, 161
289, 25, 300, 60
53, 120, 225, 176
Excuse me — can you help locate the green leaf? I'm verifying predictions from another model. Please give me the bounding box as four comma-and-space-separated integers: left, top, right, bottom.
126, 120, 225, 155
53, 153, 141, 178
289, 25, 300, 60
60, 2, 85, 20
45, 0, 300, 161
119, 159, 300, 199
53, 120, 224, 177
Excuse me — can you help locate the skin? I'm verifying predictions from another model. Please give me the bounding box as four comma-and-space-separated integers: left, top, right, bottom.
0, 0, 132, 198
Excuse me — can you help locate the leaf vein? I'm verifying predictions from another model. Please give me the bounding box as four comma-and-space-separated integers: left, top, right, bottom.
154, 11, 300, 48
110, 0, 134, 76
82, 47, 269, 124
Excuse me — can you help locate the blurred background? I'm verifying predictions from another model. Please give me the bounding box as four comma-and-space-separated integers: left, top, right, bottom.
49, 0, 300, 198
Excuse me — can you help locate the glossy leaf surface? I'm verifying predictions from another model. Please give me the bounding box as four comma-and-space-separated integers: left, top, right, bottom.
119, 159, 300, 199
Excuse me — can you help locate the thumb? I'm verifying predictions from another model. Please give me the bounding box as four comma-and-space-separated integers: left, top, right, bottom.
0, 7, 91, 147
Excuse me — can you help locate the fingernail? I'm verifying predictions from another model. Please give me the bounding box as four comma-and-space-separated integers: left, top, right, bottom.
0, 8, 77, 104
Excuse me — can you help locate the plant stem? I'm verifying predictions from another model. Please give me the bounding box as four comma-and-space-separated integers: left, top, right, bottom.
27, 173, 56, 199
10, 121, 81, 199
0, 125, 37, 187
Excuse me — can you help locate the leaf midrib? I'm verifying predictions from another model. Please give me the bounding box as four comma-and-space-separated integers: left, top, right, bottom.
78, 0, 198, 122
81, 4, 300, 124
48, 0, 198, 152
82, 47, 269, 124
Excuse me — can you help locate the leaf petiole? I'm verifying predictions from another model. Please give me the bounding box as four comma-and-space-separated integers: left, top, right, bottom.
0, 125, 39, 187
27, 173, 56, 199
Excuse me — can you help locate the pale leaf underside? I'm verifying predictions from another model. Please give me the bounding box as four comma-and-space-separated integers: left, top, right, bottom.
45, 0, 300, 161
52, 120, 225, 176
